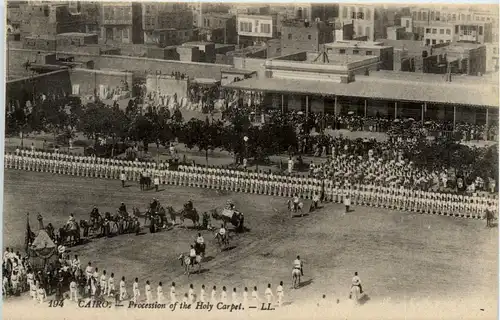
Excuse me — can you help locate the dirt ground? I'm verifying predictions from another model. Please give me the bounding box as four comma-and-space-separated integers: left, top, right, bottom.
2, 170, 498, 320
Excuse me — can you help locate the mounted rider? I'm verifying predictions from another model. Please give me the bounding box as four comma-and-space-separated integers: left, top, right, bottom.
150, 198, 159, 212
351, 272, 363, 294
66, 214, 76, 228
189, 245, 197, 265
90, 206, 100, 224
196, 233, 204, 246
118, 202, 127, 215
293, 194, 300, 211
185, 200, 194, 211
293, 255, 304, 276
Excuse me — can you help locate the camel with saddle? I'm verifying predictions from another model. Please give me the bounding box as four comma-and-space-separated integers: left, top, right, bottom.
210, 200, 244, 232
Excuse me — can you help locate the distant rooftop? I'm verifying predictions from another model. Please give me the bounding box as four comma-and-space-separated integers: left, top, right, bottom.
325, 40, 392, 50
57, 32, 98, 37
203, 12, 235, 19
237, 13, 276, 19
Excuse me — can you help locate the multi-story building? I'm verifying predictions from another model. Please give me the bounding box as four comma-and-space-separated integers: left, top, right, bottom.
199, 13, 237, 44
338, 4, 389, 41
484, 43, 499, 72
142, 3, 193, 44
147, 28, 197, 47
20, 2, 83, 38
191, 2, 231, 28
78, 2, 100, 35
280, 19, 334, 55
292, 4, 338, 22
422, 20, 492, 46
237, 14, 278, 47
100, 2, 142, 44
324, 40, 394, 71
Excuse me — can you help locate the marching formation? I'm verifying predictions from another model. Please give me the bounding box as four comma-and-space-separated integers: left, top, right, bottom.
5, 147, 497, 220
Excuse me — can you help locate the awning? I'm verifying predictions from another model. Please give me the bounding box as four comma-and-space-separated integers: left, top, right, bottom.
223, 77, 498, 108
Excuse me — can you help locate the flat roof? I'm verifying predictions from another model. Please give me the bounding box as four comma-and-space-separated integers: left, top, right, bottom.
237, 14, 275, 20
223, 76, 498, 107
325, 41, 392, 50
57, 32, 97, 37
221, 68, 256, 75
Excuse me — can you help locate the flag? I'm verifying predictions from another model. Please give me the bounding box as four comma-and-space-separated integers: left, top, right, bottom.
25, 213, 35, 253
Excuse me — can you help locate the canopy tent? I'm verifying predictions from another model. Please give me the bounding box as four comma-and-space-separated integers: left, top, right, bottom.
28, 230, 58, 270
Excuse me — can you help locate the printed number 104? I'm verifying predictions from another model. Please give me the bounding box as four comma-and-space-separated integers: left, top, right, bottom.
48, 300, 64, 307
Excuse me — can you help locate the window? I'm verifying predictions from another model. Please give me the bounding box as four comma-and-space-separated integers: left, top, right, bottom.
432, 28, 437, 34
357, 12, 364, 19
425, 39, 430, 45
436, 11, 440, 20
440, 29, 444, 34
479, 26, 483, 35
240, 22, 252, 32
452, 14, 456, 21
365, 8, 371, 20
439, 40, 444, 43
366, 51, 372, 55
339, 49, 346, 54
260, 23, 270, 34
412, 12, 416, 20
423, 12, 427, 20
288, 33, 292, 40
342, 7, 348, 18
430, 11, 435, 21
418, 12, 422, 20
455, 25, 459, 33
307, 34, 311, 40
432, 39, 436, 44
123, 28, 129, 39
426, 28, 431, 33
351, 11, 356, 19
467, 14, 471, 21
446, 29, 451, 35
406, 20, 410, 28
353, 49, 359, 54
447, 14, 451, 21
365, 26, 370, 38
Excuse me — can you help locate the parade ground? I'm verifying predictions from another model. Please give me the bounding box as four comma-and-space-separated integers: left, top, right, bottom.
3, 170, 498, 319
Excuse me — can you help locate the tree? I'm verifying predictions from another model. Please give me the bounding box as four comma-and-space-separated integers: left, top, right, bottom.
80, 102, 114, 146
220, 109, 251, 163
182, 117, 224, 165
128, 114, 154, 153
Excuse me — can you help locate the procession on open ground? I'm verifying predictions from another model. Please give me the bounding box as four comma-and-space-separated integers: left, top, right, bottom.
3, 1, 499, 319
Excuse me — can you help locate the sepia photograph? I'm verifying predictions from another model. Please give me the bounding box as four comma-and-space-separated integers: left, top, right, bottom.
2, 1, 499, 319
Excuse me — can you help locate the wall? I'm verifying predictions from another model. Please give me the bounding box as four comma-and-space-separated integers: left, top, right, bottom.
9, 49, 232, 80
6, 70, 72, 105
146, 76, 188, 98
232, 57, 267, 78
69, 69, 133, 98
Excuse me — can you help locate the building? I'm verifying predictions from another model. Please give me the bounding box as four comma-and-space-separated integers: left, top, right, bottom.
20, 3, 83, 39
432, 42, 487, 76
146, 28, 197, 47
142, 3, 193, 44
100, 2, 143, 44
387, 26, 406, 40
280, 19, 334, 55
191, 2, 231, 28
237, 14, 278, 47
337, 4, 391, 41
334, 21, 354, 41
324, 40, 394, 71
292, 4, 338, 22
485, 43, 499, 72
7, 2, 23, 36
422, 20, 493, 46
182, 42, 216, 63
199, 13, 237, 44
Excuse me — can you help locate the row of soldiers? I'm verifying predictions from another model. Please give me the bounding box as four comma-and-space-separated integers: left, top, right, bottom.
5, 153, 497, 219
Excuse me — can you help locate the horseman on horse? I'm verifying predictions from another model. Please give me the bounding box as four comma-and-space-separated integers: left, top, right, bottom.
184, 200, 194, 211
194, 233, 205, 257
150, 198, 160, 213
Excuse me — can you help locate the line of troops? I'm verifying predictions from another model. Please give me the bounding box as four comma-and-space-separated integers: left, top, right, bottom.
5, 151, 498, 219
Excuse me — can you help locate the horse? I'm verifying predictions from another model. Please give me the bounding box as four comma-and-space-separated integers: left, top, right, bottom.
59, 222, 80, 246
139, 176, 152, 191
180, 208, 200, 228
292, 268, 301, 289
349, 285, 362, 304
486, 209, 497, 228
214, 232, 229, 250
287, 200, 304, 217
178, 253, 202, 276
210, 209, 244, 232
167, 206, 177, 225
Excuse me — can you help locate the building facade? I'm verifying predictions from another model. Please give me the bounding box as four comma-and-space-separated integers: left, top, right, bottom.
338, 4, 389, 41
142, 3, 193, 45
292, 4, 338, 22
100, 2, 142, 44
324, 40, 394, 71
237, 14, 278, 47
281, 19, 334, 55
199, 13, 237, 44
20, 3, 83, 38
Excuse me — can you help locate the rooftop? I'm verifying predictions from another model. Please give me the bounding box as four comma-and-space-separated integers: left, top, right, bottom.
237, 14, 276, 20
57, 32, 98, 37
203, 12, 235, 19
223, 74, 498, 107
325, 40, 392, 50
